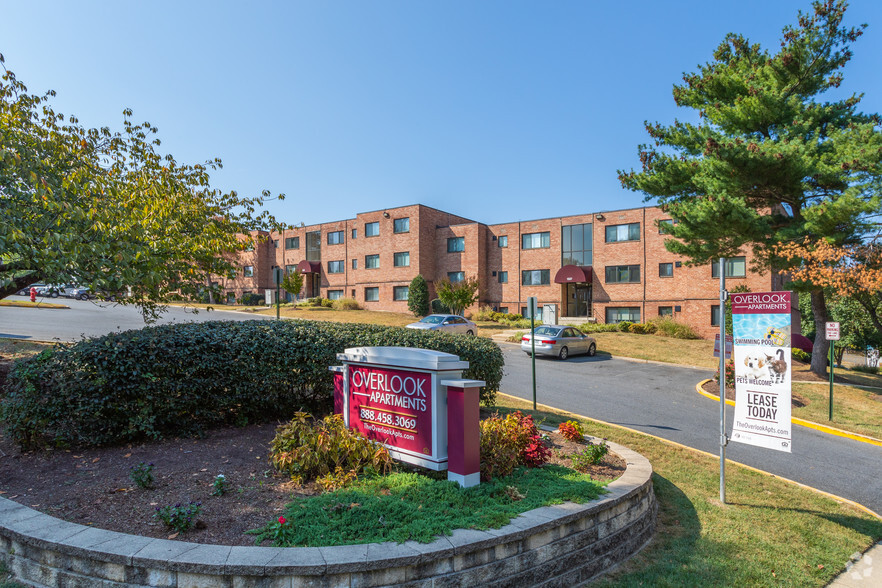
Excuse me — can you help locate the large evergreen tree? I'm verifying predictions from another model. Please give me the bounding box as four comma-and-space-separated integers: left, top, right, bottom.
618, 0, 882, 375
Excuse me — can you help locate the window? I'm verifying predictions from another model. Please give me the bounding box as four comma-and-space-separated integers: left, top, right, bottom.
498, 271, 508, 283
285, 264, 296, 275
521, 306, 543, 320
393, 286, 409, 301
606, 307, 640, 323
605, 265, 640, 283
498, 307, 508, 314
562, 223, 593, 266
327, 260, 344, 274
226, 291, 236, 303
659, 219, 674, 234
273, 239, 279, 248
659, 262, 673, 277
285, 237, 299, 249
365, 254, 379, 269
659, 306, 673, 317
711, 257, 746, 278
394, 251, 410, 267
448, 271, 465, 283
522, 232, 550, 250
306, 231, 321, 262
327, 290, 343, 300
365, 287, 379, 302
498, 235, 508, 248
327, 231, 344, 245
521, 269, 551, 285
243, 265, 254, 277
605, 223, 640, 243
447, 237, 465, 252
351, 259, 358, 270
365, 222, 379, 237
351, 228, 357, 239
711, 305, 721, 326
393, 218, 410, 233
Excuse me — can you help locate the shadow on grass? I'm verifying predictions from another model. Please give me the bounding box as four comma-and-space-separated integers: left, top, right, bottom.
725, 501, 882, 540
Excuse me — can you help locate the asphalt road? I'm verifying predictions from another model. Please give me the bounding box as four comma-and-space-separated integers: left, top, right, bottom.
0, 297, 272, 342
500, 345, 882, 515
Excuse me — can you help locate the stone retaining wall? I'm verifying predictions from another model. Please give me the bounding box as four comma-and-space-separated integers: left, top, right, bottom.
0, 440, 655, 587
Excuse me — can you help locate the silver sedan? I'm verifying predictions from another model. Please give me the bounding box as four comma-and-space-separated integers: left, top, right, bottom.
405, 314, 477, 336
521, 325, 596, 360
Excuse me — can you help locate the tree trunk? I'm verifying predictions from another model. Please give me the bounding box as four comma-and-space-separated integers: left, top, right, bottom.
810, 289, 830, 377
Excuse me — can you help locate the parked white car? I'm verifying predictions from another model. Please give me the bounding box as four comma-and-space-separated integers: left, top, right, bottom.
521, 325, 596, 360
406, 314, 477, 336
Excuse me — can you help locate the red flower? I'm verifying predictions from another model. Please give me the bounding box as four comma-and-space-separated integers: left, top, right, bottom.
278, 516, 286, 525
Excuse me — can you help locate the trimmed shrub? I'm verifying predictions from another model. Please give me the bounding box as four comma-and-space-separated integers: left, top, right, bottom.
577, 322, 620, 334
616, 321, 633, 333
430, 298, 450, 314
791, 348, 811, 363
1, 319, 504, 449
321, 298, 334, 308
331, 298, 361, 311
407, 274, 430, 317
472, 306, 496, 321
239, 293, 264, 306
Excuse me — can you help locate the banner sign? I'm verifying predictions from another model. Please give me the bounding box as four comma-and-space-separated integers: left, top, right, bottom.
348, 365, 433, 456
730, 291, 793, 452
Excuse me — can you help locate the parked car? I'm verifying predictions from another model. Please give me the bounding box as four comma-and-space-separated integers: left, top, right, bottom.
16, 283, 47, 296
36, 284, 77, 298
521, 325, 596, 360
405, 314, 477, 336
65, 286, 94, 300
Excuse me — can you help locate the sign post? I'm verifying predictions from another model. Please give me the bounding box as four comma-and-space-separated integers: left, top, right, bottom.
526, 297, 538, 411
273, 267, 283, 320
826, 322, 840, 420
718, 258, 727, 504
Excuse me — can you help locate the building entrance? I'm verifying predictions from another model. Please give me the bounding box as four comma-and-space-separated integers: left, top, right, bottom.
566, 283, 592, 318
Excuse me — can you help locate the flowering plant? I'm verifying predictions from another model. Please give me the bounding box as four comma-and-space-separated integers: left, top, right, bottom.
129, 462, 154, 489
715, 360, 735, 389
211, 474, 228, 496
557, 420, 585, 442
248, 514, 295, 546
154, 501, 202, 533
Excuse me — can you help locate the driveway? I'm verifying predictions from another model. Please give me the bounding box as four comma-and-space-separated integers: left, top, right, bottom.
500, 345, 882, 515
0, 297, 272, 343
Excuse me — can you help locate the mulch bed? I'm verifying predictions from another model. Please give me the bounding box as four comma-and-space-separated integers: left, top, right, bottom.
0, 421, 624, 547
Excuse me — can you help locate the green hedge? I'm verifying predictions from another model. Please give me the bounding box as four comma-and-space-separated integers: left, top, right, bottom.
1, 320, 504, 449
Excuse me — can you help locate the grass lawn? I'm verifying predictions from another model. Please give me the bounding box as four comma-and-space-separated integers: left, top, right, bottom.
0, 339, 54, 363
792, 382, 882, 439
589, 332, 717, 369
493, 394, 882, 587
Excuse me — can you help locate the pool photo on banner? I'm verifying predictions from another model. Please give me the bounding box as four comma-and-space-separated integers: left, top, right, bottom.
730, 291, 793, 453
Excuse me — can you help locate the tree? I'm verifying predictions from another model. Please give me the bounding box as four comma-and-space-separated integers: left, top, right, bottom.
0, 56, 284, 319
407, 274, 430, 317
617, 1, 882, 376
435, 276, 479, 317
281, 270, 304, 301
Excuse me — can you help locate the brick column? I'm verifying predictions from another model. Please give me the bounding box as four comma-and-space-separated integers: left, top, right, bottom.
442, 379, 484, 487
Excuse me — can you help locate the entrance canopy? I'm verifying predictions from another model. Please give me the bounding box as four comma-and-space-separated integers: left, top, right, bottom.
554, 265, 593, 284
297, 260, 321, 274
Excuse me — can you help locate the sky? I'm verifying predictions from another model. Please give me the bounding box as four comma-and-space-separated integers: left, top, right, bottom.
2, 1, 881, 227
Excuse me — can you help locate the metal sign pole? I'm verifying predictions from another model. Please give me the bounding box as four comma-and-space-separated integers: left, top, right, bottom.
529, 297, 537, 411
829, 339, 834, 420
719, 258, 727, 504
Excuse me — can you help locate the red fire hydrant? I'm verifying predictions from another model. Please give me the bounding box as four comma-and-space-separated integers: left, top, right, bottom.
29, 287, 37, 303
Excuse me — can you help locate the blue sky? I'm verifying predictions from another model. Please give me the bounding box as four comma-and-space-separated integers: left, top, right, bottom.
2, 1, 881, 226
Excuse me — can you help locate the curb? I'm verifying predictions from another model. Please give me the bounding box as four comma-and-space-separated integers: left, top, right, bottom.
695, 379, 882, 447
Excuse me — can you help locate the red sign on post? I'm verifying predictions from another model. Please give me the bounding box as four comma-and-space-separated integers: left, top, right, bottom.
348, 365, 433, 456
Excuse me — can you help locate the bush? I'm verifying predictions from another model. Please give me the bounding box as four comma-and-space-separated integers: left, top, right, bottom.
321, 298, 334, 308
570, 440, 609, 471
647, 316, 700, 339
1, 319, 504, 449
791, 348, 811, 363
270, 413, 392, 487
479, 411, 550, 480
472, 305, 496, 321
577, 322, 620, 334
616, 321, 633, 333
430, 298, 450, 314
331, 298, 360, 311
239, 293, 264, 306
557, 420, 585, 442
407, 275, 430, 317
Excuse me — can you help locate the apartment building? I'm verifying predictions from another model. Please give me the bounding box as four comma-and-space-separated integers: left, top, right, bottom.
222, 203, 781, 338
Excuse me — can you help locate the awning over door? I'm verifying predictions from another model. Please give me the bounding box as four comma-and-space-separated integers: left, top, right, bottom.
296, 260, 321, 274
554, 265, 593, 284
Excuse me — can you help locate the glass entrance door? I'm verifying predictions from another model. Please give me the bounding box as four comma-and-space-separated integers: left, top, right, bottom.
566, 283, 592, 317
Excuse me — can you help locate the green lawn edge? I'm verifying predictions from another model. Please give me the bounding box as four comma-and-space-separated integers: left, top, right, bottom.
494, 394, 882, 587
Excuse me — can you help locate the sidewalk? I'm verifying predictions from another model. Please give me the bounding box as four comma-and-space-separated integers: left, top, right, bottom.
829, 541, 881, 586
